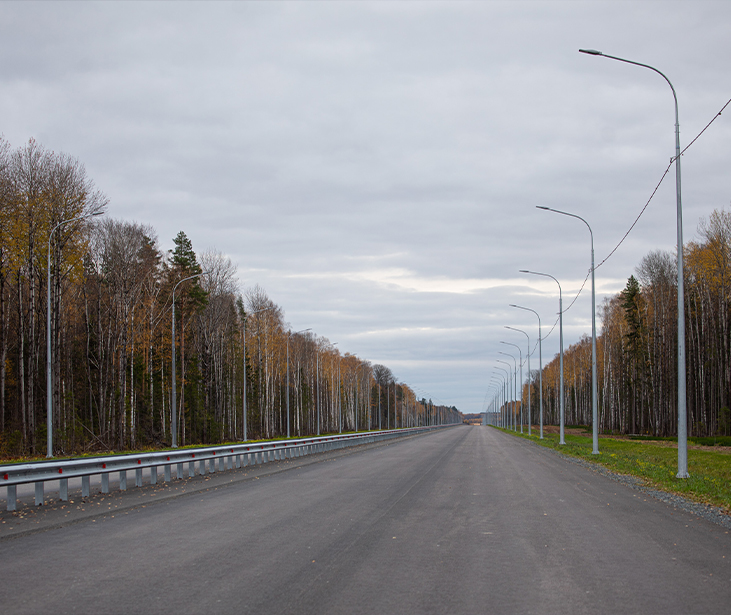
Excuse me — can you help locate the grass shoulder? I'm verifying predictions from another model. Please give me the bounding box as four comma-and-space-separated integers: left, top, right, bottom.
493, 426, 731, 513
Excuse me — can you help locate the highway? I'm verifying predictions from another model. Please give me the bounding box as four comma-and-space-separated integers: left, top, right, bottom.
0, 426, 728, 614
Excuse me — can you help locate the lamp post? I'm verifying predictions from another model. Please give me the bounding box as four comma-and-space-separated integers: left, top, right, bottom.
536, 207, 598, 454
495, 365, 510, 428
501, 342, 523, 433
511, 304, 544, 438
488, 379, 500, 426
172, 271, 210, 448
505, 326, 531, 436
497, 359, 514, 430
490, 377, 503, 426
242, 306, 274, 441
498, 352, 518, 431
521, 269, 565, 444
287, 328, 311, 438
488, 383, 500, 426
46, 211, 103, 458
579, 49, 686, 472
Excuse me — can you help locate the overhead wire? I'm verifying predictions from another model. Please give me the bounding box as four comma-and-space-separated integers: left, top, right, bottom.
539, 96, 730, 330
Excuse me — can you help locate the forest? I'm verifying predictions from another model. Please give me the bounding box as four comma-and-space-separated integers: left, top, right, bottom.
0, 139, 459, 458
518, 207, 731, 438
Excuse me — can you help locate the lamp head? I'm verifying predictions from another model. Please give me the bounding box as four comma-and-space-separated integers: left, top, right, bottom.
519, 269, 530, 274
579, 49, 603, 56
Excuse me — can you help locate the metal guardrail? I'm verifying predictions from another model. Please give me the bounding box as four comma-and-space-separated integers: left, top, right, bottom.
0, 426, 449, 511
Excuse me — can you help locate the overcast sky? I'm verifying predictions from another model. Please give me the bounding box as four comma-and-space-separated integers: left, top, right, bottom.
1, 1, 729, 413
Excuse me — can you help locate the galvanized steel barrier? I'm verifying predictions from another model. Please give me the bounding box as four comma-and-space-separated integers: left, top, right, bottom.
1, 426, 450, 511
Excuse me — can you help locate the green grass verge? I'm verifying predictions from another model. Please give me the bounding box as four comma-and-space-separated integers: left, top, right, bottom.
496, 427, 731, 513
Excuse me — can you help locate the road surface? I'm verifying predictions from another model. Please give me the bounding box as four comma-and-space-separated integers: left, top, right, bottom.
0, 426, 728, 614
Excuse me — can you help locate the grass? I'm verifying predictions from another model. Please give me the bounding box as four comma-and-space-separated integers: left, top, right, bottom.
497, 427, 731, 513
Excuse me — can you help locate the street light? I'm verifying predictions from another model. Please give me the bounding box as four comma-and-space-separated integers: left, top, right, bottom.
498, 352, 518, 431
497, 359, 514, 430
495, 365, 510, 429
488, 376, 502, 426
46, 211, 103, 458
287, 328, 311, 438
501, 342, 523, 433
536, 206, 598, 454
510, 304, 544, 439
172, 271, 211, 448
579, 48, 687, 473
520, 269, 565, 445
242, 305, 275, 441
505, 326, 531, 436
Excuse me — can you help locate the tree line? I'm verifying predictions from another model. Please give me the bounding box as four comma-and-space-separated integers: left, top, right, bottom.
0, 138, 461, 458
516, 206, 731, 438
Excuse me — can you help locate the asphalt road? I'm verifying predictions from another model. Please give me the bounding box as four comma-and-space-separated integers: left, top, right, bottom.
0, 426, 729, 614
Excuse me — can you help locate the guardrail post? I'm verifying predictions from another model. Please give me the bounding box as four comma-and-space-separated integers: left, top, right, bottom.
198, 459, 205, 475
164, 465, 171, 483
235, 455, 241, 469
188, 461, 195, 478
151, 466, 158, 485
119, 471, 127, 491
176, 463, 184, 480
35, 481, 44, 506
208, 458, 215, 474
82, 475, 90, 497
7, 485, 17, 511
135, 468, 143, 488
102, 473, 110, 493
60, 478, 68, 501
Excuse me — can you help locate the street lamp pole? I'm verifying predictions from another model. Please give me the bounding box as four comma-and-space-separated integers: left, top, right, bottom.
537, 207, 598, 454
521, 270, 565, 444
488, 378, 500, 426
46, 211, 103, 458
499, 352, 518, 431
501, 342, 523, 433
505, 326, 531, 436
287, 328, 311, 438
579, 48, 687, 472
497, 359, 514, 430
172, 271, 210, 448
511, 304, 544, 438
495, 365, 510, 428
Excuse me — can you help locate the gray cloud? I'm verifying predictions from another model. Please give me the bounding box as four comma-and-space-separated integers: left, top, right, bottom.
1, 0, 729, 411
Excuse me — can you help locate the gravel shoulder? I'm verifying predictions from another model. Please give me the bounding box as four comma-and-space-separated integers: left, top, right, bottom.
550, 448, 731, 530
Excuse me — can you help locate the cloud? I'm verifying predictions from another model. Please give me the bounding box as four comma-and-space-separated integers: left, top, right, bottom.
1, 0, 729, 412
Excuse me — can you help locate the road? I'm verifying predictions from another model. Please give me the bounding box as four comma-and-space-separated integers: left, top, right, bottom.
0, 426, 729, 614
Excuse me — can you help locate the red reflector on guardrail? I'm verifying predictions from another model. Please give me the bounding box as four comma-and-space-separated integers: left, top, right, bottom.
102, 463, 106, 469
137, 460, 141, 464
192, 454, 195, 458
3, 474, 7, 480
166, 457, 170, 461
58, 469, 63, 474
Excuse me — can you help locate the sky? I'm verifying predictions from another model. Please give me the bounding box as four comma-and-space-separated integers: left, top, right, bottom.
1, 1, 729, 414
